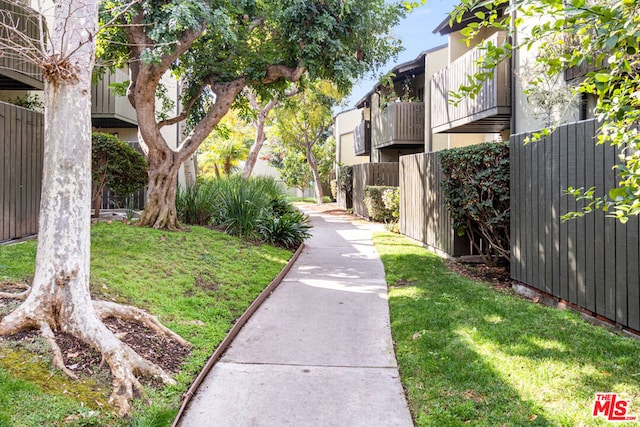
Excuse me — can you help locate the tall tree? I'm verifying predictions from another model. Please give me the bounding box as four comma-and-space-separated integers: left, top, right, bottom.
451, 0, 640, 221
99, 0, 408, 229
0, 0, 188, 415
271, 80, 340, 204
241, 86, 299, 178
242, 89, 280, 179
0, 0, 187, 416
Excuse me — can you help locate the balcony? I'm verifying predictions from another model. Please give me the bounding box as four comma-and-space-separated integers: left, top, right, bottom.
372, 101, 424, 149
431, 32, 511, 134
354, 121, 370, 156
91, 67, 137, 128
0, 0, 43, 89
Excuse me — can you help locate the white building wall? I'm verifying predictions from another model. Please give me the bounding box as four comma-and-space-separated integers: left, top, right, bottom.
512, 12, 582, 134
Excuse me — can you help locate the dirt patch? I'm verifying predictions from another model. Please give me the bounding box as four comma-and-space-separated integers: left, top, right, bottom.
445, 259, 512, 291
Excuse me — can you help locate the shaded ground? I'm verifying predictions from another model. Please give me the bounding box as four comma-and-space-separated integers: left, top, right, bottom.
445, 260, 512, 290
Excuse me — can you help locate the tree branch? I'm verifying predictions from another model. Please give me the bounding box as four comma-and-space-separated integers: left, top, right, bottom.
158, 82, 206, 128
262, 63, 306, 84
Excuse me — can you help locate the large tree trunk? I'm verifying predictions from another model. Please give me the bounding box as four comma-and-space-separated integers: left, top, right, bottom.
136, 147, 182, 230
0, 0, 185, 417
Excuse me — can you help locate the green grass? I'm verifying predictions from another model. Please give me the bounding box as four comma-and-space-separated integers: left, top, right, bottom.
373, 232, 640, 427
0, 222, 292, 426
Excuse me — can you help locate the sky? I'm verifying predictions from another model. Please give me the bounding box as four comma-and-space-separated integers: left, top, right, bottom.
341, 0, 454, 109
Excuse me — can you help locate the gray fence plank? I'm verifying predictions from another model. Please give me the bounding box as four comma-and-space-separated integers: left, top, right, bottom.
628, 218, 640, 331
583, 120, 596, 312
551, 127, 561, 297
543, 132, 553, 294
537, 134, 546, 291
518, 133, 527, 282
530, 141, 539, 288
575, 122, 586, 309
559, 125, 569, 300
510, 136, 518, 280
604, 142, 616, 321
567, 123, 578, 304
594, 136, 606, 314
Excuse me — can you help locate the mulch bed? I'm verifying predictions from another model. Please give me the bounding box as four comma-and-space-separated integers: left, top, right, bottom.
445, 259, 512, 290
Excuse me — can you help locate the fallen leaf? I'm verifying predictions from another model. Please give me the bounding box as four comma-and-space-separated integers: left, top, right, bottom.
528, 414, 537, 421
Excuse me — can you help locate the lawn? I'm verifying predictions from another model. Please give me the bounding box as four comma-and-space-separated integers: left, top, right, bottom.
373, 231, 640, 427
0, 222, 293, 426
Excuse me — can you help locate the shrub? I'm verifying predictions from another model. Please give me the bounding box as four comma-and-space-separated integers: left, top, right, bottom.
212, 175, 271, 239
176, 175, 311, 248
439, 141, 510, 265
382, 188, 400, 219
258, 210, 312, 249
337, 165, 352, 194
91, 133, 147, 218
176, 180, 217, 225
330, 179, 338, 201
364, 186, 398, 222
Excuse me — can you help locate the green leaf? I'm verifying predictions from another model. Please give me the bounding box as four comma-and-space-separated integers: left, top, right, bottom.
608, 187, 627, 201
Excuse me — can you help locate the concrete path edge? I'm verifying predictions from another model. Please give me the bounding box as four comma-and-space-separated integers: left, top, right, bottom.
171, 242, 306, 427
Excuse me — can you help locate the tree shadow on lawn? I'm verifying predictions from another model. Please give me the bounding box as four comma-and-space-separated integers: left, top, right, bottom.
383, 250, 640, 426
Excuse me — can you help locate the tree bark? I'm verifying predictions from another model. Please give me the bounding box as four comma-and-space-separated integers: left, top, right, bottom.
136, 147, 182, 230
242, 117, 267, 178
132, 76, 246, 229
242, 90, 278, 179
0, 0, 182, 416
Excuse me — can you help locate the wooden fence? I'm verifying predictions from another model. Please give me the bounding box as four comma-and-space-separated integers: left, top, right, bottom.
511, 119, 640, 331
399, 152, 470, 257
352, 163, 399, 219
1, 109, 147, 242
1, 102, 44, 242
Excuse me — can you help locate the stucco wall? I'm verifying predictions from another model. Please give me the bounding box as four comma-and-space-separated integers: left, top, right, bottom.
334, 108, 369, 166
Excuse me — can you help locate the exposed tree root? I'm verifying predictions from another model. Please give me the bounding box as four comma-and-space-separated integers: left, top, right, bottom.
93, 300, 190, 348
40, 321, 78, 379
94, 327, 177, 416
0, 297, 189, 417
0, 283, 31, 299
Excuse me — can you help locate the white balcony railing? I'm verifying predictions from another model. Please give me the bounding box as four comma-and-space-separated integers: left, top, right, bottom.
431, 32, 511, 134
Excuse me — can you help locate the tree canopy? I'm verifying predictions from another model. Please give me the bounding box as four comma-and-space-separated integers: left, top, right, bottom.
98, 0, 411, 228
451, 0, 640, 221
270, 80, 340, 203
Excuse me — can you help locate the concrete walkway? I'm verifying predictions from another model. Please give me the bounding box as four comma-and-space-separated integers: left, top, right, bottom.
177, 206, 413, 427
